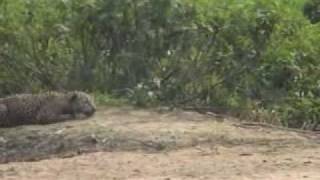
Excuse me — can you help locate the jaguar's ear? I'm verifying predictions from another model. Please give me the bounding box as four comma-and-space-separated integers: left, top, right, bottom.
70, 93, 78, 102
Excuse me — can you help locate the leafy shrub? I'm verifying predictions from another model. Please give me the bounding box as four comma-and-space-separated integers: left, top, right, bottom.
304, 0, 320, 23
1, 0, 320, 129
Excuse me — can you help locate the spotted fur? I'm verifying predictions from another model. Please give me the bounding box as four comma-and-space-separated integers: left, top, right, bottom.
0, 91, 96, 127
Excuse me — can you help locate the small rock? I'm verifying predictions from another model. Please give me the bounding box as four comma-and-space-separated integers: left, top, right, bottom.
54, 128, 65, 135
303, 161, 312, 165
133, 169, 141, 174
239, 153, 252, 156
0, 137, 7, 143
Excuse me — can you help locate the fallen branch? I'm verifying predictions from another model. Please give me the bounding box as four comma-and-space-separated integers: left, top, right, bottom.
235, 122, 320, 135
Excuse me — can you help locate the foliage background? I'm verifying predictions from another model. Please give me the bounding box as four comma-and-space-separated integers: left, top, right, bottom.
0, 0, 320, 129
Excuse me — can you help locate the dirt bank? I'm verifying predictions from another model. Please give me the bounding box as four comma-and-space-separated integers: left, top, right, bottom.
0, 107, 319, 179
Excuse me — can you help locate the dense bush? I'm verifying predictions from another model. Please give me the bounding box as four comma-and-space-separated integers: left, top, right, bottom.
1, 0, 320, 129
304, 0, 320, 23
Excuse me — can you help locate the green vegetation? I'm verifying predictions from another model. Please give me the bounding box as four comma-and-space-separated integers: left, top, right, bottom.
0, 0, 320, 129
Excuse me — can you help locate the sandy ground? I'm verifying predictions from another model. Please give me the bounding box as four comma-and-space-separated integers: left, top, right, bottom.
0, 107, 320, 180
